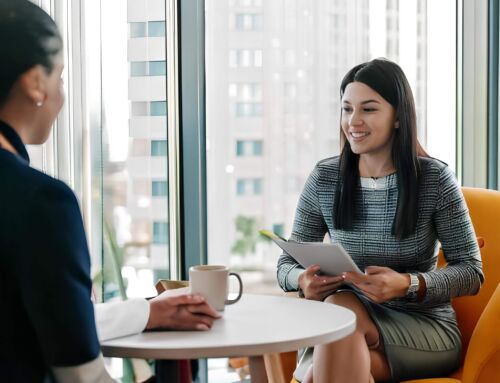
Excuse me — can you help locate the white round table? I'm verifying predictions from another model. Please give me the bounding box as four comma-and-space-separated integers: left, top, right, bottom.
101, 293, 356, 360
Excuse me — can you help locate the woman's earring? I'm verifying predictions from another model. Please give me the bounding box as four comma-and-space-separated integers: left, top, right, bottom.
36, 100, 43, 107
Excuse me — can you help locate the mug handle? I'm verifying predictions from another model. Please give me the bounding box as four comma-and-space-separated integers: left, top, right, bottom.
225, 272, 243, 305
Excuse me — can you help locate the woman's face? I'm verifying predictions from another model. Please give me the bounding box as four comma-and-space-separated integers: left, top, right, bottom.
33, 60, 64, 144
341, 81, 397, 158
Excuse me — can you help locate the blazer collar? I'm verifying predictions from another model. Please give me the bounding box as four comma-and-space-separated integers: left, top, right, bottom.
0, 120, 30, 164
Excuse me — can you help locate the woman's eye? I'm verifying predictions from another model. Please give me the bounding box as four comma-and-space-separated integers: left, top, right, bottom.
342, 107, 352, 113
364, 108, 376, 112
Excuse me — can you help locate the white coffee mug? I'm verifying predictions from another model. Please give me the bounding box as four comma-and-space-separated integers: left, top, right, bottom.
189, 265, 243, 311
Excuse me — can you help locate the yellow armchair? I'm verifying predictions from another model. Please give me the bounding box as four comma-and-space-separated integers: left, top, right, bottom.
269, 187, 500, 383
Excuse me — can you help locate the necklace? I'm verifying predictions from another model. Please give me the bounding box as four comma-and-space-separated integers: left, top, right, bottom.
360, 176, 387, 190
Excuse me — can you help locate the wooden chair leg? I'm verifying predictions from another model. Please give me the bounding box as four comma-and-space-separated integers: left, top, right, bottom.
263, 353, 287, 383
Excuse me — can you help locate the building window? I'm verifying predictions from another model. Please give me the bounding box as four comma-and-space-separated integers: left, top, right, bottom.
129, 22, 146, 38
272, 223, 284, 237
235, 102, 263, 117
151, 140, 168, 156
131, 101, 167, 116
229, 49, 263, 68
236, 140, 263, 156
131, 62, 148, 77
153, 221, 169, 244
148, 21, 166, 37
152, 180, 168, 197
229, 83, 262, 101
129, 21, 166, 38
236, 178, 263, 195
234, 13, 263, 31
130, 61, 166, 77
149, 61, 167, 76
150, 101, 167, 116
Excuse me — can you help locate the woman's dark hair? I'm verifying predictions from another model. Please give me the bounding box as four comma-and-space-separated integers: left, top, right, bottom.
334, 58, 428, 239
0, 0, 62, 106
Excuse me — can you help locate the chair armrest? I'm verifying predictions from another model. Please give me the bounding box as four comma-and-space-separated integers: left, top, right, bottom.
462, 283, 500, 383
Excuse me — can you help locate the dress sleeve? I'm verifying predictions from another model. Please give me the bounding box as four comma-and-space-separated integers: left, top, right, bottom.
420, 166, 484, 304
277, 165, 328, 291
16, 182, 101, 368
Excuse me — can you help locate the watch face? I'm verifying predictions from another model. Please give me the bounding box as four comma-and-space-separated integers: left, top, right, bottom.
407, 274, 419, 296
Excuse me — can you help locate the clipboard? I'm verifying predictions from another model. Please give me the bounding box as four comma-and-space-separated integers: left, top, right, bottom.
260, 229, 362, 275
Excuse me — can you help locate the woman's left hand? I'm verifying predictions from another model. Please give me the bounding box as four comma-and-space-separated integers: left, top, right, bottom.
342, 266, 410, 303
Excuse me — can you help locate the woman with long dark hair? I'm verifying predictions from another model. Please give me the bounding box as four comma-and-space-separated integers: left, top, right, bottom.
0, 1, 219, 382
277, 58, 483, 382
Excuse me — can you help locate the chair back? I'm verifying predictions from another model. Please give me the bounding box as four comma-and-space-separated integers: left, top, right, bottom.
437, 187, 500, 362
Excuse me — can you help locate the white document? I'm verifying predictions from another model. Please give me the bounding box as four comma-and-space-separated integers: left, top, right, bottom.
261, 230, 362, 276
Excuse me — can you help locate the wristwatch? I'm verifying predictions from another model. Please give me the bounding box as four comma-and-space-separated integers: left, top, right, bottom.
406, 273, 420, 300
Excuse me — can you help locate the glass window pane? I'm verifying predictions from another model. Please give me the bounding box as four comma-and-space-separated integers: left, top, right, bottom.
151, 140, 168, 156
100, 0, 169, 303
150, 101, 167, 116
152, 180, 168, 197
153, 221, 169, 244
206, 0, 457, 317
129, 22, 146, 38
253, 140, 262, 155
149, 61, 166, 76
130, 61, 147, 77
236, 141, 245, 156
148, 21, 166, 37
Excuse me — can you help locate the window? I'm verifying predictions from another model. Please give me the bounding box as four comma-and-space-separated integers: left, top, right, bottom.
152, 180, 168, 197
131, 101, 167, 116
151, 140, 168, 156
234, 13, 263, 31
272, 223, 284, 237
150, 101, 167, 116
229, 49, 263, 67
152, 221, 169, 244
130, 61, 167, 77
129, 22, 146, 38
229, 83, 262, 100
235, 102, 262, 117
236, 178, 263, 195
236, 140, 263, 156
129, 21, 166, 38
148, 21, 166, 37
149, 61, 167, 76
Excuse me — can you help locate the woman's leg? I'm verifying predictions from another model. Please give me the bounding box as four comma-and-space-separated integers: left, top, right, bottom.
311, 292, 391, 383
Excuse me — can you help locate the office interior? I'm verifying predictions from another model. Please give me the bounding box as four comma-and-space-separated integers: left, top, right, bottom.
18, 0, 500, 382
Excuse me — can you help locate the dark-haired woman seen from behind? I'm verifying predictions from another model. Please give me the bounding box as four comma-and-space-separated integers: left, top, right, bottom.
0, 1, 220, 382
277, 59, 484, 383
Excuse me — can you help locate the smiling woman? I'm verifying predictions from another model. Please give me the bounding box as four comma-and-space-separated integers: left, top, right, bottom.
277, 58, 483, 383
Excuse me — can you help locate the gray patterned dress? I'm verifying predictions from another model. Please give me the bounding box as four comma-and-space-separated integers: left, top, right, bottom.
277, 156, 483, 382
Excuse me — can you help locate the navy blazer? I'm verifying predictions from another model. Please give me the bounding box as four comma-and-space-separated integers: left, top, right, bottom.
0, 121, 100, 382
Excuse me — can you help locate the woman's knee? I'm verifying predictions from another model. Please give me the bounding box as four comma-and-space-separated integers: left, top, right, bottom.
324, 292, 379, 342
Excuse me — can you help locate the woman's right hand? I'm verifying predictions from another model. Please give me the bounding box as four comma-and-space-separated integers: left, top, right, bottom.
298, 264, 345, 301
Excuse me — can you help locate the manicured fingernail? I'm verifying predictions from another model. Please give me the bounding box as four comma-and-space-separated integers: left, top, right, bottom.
196, 324, 209, 331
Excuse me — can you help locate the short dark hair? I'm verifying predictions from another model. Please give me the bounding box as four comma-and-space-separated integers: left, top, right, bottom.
0, 0, 62, 105
334, 58, 427, 239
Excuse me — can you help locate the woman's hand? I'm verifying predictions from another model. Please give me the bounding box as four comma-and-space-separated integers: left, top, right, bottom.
146, 293, 221, 331
298, 264, 345, 301
342, 266, 410, 303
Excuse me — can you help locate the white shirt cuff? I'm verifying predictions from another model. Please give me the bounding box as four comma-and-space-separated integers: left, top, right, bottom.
94, 298, 150, 341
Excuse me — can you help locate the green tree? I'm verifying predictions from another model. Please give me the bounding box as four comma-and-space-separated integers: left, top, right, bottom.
231, 215, 264, 257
